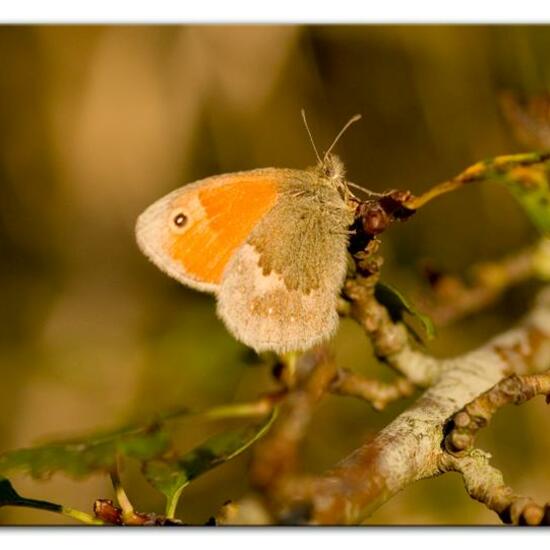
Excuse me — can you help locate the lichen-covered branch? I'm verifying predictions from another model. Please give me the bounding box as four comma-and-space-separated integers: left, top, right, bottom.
343, 275, 441, 387
270, 287, 550, 524
445, 371, 550, 454
440, 451, 550, 526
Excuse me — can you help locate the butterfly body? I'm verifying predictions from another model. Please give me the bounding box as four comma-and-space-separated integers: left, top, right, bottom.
136, 154, 355, 353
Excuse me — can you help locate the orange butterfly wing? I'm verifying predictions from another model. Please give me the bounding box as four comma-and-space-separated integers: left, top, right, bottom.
171, 175, 279, 284
136, 170, 281, 292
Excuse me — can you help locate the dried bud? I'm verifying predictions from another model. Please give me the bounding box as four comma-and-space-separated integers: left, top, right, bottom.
94, 499, 122, 525
362, 203, 390, 235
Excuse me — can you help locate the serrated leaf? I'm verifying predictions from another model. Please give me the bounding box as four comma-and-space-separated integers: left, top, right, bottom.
375, 282, 435, 341
143, 409, 277, 515
0, 418, 172, 480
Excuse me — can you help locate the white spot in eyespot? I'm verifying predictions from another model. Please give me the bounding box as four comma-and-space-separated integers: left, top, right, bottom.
173, 212, 187, 227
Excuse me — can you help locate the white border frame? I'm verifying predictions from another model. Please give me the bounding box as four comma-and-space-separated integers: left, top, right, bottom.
1, 1, 550, 23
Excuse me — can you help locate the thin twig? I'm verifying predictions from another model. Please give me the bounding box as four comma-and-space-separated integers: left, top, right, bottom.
344, 275, 441, 387
445, 370, 550, 454
441, 450, 550, 525
330, 368, 415, 411
110, 462, 135, 522
404, 152, 550, 210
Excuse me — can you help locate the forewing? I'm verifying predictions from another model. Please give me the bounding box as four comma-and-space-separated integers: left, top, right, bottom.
136, 170, 281, 292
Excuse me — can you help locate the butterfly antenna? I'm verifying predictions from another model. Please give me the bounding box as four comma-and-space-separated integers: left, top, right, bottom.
347, 181, 386, 198
323, 114, 362, 162
301, 109, 322, 164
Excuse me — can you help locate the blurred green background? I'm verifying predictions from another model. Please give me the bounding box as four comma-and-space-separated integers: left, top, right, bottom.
0, 25, 549, 525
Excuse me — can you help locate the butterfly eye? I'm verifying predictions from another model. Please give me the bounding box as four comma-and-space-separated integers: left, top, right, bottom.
171, 211, 188, 231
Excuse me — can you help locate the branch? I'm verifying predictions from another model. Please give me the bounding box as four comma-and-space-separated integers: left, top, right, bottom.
441, 451, 550, 526
343, 275, 441, 387
329, 368, 414, 411
403, 152, 550, 211
445, 371, 550, 453
272, 287, 550, 524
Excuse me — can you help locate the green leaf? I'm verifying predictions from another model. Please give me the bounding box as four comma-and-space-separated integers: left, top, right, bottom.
0, 417, 172, 480
0, 399, 274, 483
143, 408, 277, 517
0, 400, 276, 521
375, 282, 435, 341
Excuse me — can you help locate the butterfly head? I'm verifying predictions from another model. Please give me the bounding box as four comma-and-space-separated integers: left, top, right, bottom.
311, 153, 348, 195
301, 110, 360, 199
318, 152, 345, 180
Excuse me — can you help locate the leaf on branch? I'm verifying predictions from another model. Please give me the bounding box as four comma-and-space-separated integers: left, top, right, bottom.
0, 413, 181, 480
375, 282, 435, 341
0, 402, 277, 522
0, 398, 277, 514
143, 409, 277, 510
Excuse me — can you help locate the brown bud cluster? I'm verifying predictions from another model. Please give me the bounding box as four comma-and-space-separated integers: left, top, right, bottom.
358, 202, 390, 235
348, 188, 416, 257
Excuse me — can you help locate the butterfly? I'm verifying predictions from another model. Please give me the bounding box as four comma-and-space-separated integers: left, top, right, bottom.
135, 113, 363, 354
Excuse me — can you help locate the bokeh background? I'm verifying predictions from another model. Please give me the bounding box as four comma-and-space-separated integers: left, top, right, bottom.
0, 25, 549, 525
